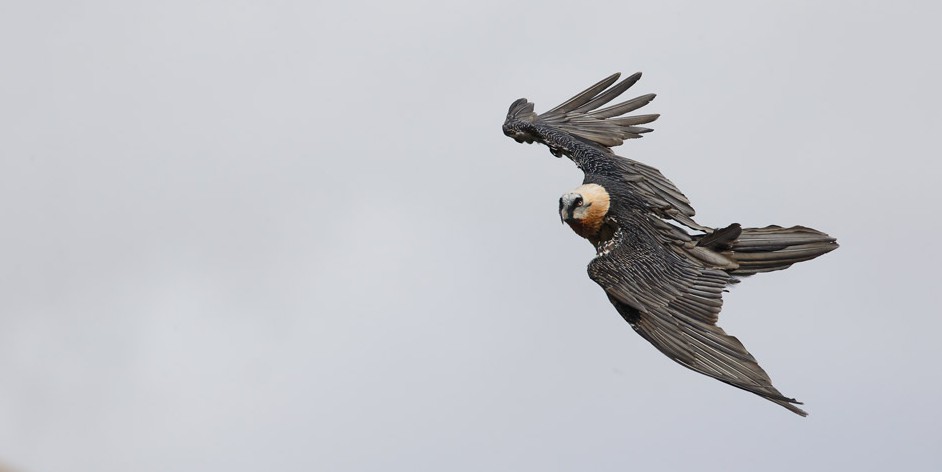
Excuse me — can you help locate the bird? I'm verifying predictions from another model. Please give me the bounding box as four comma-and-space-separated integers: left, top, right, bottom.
502, 72, 838, 416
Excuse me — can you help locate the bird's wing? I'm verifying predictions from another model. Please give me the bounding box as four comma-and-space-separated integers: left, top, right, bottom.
588, 226, 807, 416
503, 73, 706, 231
538, 72, 660, 147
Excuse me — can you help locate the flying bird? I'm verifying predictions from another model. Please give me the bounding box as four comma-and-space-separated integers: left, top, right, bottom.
502, 72, 837, 416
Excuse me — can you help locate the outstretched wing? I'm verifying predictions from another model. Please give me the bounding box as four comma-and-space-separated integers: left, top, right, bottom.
538, 72, 660, 146
588, 226, 807, 416
503, 73, 706, 231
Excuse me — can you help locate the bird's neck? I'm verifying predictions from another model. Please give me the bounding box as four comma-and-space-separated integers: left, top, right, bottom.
567, 218, 616, 250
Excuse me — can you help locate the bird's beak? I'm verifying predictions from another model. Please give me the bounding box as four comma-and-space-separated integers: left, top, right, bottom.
559, 193, 580, 224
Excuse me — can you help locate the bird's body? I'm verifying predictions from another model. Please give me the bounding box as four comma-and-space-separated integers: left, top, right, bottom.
502, 73, 837, 416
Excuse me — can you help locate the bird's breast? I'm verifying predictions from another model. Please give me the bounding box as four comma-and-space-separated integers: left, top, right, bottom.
566, 219, 602, 242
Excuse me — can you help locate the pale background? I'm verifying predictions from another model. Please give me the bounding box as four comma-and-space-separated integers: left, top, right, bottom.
1, 1, 940, 471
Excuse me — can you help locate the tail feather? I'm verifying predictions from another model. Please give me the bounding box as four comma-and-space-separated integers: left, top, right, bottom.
724, 225, 838, 276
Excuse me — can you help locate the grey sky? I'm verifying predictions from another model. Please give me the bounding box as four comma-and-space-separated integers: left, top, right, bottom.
1, 1, 940, 471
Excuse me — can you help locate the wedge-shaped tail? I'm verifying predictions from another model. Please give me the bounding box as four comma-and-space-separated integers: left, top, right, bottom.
723, 225, 838, 276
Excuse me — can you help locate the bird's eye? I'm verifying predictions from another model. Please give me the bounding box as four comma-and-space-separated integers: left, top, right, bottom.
575, 197, 584, 206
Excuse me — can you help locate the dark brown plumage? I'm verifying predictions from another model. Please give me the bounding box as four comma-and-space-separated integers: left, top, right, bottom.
503, 72, 838, 416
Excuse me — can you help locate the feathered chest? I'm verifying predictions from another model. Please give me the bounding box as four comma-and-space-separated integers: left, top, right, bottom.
567, 216, 619, 253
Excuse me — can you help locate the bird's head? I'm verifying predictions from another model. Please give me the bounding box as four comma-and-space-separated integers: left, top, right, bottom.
558, 184, 611, 239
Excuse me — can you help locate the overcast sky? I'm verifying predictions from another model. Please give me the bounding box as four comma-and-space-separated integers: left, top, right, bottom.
1, 1, 941, 471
